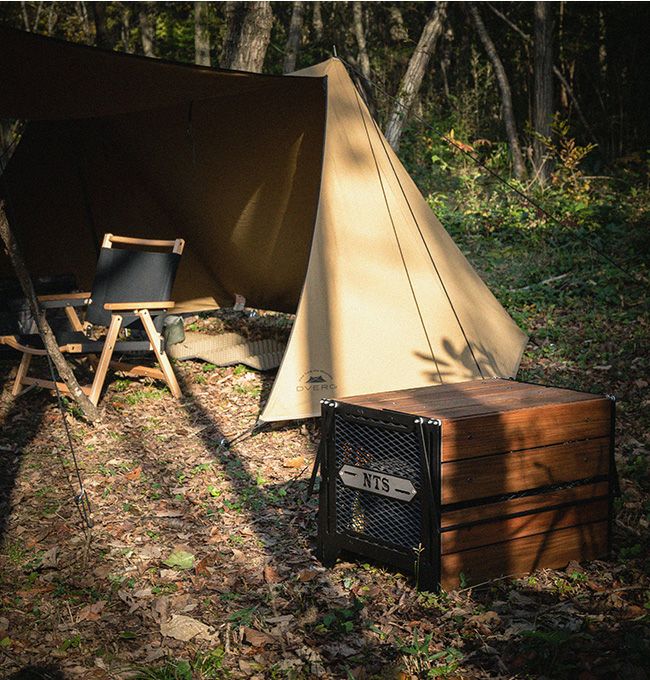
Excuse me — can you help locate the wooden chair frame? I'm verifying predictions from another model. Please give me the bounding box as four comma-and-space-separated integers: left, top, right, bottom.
0, 234, 185, 405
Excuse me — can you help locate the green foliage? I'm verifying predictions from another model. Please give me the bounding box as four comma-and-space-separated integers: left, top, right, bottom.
123, 386, 169, 405
227, 606, 256, 628
135, 648, 226, 680
397, 630, 464, 678
314, 599, 364, 636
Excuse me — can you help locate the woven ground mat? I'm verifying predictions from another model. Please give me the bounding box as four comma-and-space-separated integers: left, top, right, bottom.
168, 331, 286, 371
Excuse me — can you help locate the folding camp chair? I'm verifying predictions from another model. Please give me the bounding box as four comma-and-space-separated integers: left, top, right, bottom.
0, 234, 184, 405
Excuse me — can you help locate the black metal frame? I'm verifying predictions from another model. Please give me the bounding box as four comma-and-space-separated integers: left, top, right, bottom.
317, 399, 441, 591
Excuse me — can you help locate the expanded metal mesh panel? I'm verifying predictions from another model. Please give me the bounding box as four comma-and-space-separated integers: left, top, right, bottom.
334, 412, 421, 550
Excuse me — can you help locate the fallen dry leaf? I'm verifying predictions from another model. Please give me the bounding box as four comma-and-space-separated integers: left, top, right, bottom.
298, 568, 318, 582
243, 626, 275, 647
282, 456, 306, 468
76, 600, 107, 622
124, 465, 142, 481
195, 556, 212, 577
40, 546, 58, 569
160, 613, 213, 642
264, 564, 282, 583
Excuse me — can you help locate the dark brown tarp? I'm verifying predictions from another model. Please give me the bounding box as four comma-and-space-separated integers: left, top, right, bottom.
0, 26, 327, 312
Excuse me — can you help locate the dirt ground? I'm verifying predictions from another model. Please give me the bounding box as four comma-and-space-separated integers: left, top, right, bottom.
0, 312, 648, 679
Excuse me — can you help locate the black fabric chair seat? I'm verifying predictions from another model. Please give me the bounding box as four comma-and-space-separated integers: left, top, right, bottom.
3, 233, 183, 405
17, 331, 157, 354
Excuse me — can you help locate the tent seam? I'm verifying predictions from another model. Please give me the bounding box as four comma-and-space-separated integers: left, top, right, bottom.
350, 84, 443, 383
369, 115, 486, 380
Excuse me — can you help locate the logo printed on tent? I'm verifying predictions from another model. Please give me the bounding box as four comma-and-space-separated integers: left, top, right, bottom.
297, 370, 336, 392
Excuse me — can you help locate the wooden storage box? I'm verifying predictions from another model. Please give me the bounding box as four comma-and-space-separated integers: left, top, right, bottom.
317, 379, 615, 590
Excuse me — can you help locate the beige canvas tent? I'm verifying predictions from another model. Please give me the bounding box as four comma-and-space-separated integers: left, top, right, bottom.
0, 28, 527, 422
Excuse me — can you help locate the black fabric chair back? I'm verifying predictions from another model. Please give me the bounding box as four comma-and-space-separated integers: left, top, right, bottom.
86, 248, 180, 328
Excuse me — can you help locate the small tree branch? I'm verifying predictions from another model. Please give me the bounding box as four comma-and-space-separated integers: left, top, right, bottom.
0, 201, 100, 422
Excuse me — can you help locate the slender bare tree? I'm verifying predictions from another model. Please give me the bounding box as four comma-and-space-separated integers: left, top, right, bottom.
486, 3, 596, 145
92, 2, 110, 49
533, 1, 554, 185
119, 3, 134, 54
194, 1, 211, 66
352, 2, 371, 82
220, 1, 242, 68
385, 2, 448, 152
283, 1, 305, 73
468, 3, 527, 180
312, 1, 323, 43
138, 2, 155, 58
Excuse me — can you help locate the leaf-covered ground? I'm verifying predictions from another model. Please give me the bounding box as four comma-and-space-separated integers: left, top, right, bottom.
1, 203, 649, 679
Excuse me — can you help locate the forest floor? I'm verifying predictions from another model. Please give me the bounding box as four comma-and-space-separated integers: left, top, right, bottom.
0, 214, 648, 679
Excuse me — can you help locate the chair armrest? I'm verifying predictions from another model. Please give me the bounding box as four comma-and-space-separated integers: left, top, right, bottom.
103, 301, 175, 311
38, 292, 92, 309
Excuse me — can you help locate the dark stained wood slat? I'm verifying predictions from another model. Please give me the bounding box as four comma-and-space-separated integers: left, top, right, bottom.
357, 382, 543, 415
440, 437, 611, 504
441, 481, 609, 528
441, 499, 609, 553
345, 387, 608, 423
342, 380, 604, 418
340, 378, 514, 405
440, 521, 609, 589
441, 398, 612, 461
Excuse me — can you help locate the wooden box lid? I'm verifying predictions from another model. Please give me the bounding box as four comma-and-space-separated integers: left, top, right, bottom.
340, 378, 606, 421
340, 379, 612, 461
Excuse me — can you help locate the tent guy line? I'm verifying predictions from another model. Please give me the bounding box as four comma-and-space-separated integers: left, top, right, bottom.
45, 352, 94, 529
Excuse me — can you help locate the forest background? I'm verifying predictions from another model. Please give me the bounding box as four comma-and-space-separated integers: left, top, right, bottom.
0, 2, 648, 679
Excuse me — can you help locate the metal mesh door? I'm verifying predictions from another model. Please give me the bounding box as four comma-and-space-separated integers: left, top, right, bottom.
333, 411, 422, 550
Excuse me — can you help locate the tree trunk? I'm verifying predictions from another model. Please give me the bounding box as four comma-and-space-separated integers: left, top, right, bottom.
92, 2, 111, 49
76, 1, 93, 45
385, 2, 448, 152
228, 1, 273, 73
120, 4, 134, 54
21, 0, 43, 31
138, 3, 156, 58
468, 3, 527, 181
220, 2, 243, 68
534, 1, 554, 186
194, 1, 211, 66
283, 1, 304, 73
0, 202, 99, 422
311, 1, 323, 43
352, 2, 371, 81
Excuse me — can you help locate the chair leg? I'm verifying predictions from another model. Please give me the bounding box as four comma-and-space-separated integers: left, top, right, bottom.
137, 309, 182, 399
12, 353, 32, 396
89, 314, 122, 405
